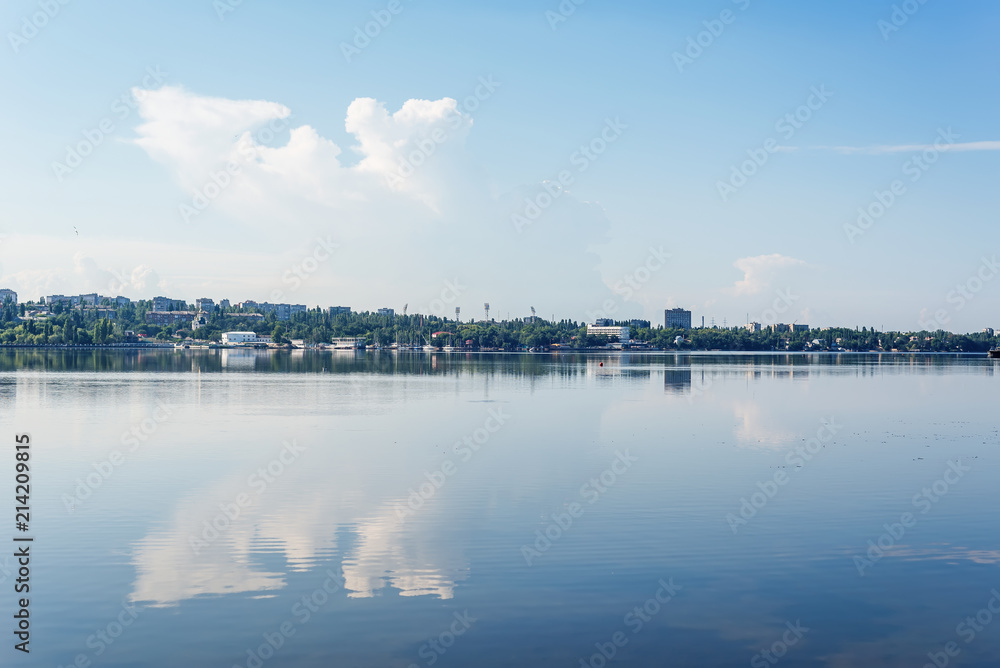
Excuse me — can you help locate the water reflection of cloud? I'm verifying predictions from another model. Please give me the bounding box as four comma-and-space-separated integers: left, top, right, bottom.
733, 401, 797, 449
866, 543, 1000, 565
129, 481, 467, 606
341, 503, 469, 600
129, 488, 287, 607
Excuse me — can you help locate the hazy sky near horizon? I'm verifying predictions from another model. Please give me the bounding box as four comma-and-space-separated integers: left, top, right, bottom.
1, 0, 998, 331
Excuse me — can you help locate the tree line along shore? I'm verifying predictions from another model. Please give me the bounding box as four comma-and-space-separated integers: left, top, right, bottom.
1, 301, 997, 352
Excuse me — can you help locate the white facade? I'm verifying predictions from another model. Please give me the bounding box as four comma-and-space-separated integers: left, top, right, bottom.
222, 331, 265, 344
587, 325, 630, 343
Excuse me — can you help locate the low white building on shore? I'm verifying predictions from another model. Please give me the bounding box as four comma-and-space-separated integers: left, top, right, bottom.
222, 331, 270, 345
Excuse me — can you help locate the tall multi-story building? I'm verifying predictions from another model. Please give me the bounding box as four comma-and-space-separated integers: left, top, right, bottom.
145, 311, 196, 326
665, 308, 692, 329
0, 288, 17, 304
251, 302, 307, 321
594, 318, 614, 326
745, 322, 763, 333
218, 299, 231, 311
328, 306, 351, 316
43, 294, 128, 308
790, 324, 809, 333
228, 313, 265, 322
195, 298, 215, 312
153, 296, 187, 311
377, 308, 395, 317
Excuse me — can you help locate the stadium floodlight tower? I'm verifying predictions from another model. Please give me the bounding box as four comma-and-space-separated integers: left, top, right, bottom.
484, 303, 490, 321
455, 307, 460, 322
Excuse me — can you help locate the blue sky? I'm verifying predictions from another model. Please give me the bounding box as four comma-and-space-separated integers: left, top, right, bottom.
1, 0, 998, 331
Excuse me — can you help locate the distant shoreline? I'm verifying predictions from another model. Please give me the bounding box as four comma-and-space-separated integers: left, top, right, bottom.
0, 344, 993, 356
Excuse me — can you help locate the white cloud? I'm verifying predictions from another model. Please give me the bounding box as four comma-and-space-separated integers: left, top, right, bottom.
118, 85, 616, 319
732, 254, 806, 296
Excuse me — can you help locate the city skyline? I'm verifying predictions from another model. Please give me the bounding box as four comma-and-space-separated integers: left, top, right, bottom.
2, 1, 999, 332
11, 287, 1000, 334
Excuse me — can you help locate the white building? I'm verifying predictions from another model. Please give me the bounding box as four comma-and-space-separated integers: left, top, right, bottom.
587, 325, 630, 343
330, 337, 365, 349
0, 288, 17, 304
222, 331, 269, 344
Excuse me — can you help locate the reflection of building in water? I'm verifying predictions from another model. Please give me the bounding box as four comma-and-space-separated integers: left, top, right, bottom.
663, 367, 692, 393
586, 357, 650, 381
220, 349, 259, 370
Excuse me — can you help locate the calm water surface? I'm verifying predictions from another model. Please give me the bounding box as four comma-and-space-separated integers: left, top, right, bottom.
1, 351, 998, 667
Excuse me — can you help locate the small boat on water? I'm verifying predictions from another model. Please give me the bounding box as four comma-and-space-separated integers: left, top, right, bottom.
989, 349, 1000, 359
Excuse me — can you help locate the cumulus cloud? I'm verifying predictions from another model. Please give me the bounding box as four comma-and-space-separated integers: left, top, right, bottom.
125, 85, 616, 319
732, 254, 806, 296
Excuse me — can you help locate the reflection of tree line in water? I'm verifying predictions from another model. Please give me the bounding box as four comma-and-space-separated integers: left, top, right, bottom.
0, 350, 991, 376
